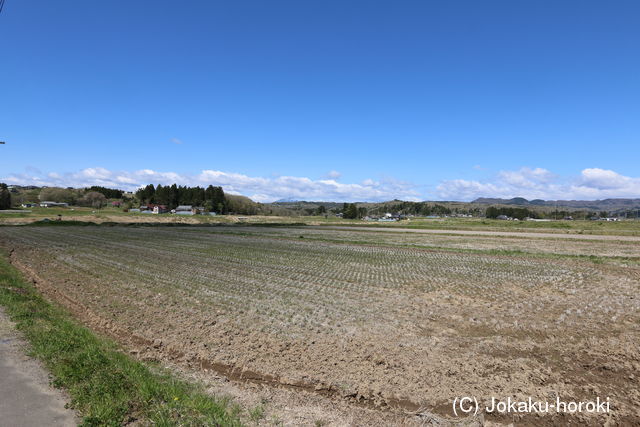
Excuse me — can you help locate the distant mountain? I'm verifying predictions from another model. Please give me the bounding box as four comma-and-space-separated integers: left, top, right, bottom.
274, 198, 302, 203
471, 197, 640, 211
472, 197, 531, 205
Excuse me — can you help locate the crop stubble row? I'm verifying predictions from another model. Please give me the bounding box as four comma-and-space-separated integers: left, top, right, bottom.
0, 226, 638, 423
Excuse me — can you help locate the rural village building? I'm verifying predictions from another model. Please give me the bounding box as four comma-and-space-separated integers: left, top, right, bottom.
174, 205, 194, 215
39, 201, 69, 208
152, 205, 169, 214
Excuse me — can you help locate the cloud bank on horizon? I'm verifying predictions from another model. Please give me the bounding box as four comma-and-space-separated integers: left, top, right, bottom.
437, 167, 640, 201
3, 167, 640, 202
2, 168, 420, 203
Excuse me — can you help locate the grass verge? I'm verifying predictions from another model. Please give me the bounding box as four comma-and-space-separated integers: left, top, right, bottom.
0, 250, 243, 426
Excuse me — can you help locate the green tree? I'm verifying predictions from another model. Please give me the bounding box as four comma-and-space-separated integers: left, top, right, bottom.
485, 206, 499, 219
168, 184, 179, 209
135, 184, 155, 204
0, 183, 11, 209
209, 186, 226, 213
155, 184, 169, 205
343, 203, 359, 219
86, 186, 123, 199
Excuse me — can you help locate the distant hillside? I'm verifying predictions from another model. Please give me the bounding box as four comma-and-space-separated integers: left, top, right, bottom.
268, 200, 346, 212
8, 183, 640, 217
274, 198, 301, 203
472, 197, 640, 211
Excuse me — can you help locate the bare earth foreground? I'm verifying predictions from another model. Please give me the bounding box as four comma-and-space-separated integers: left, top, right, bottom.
0, 225, 638, 426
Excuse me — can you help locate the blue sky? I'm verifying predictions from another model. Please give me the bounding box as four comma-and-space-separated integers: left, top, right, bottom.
1, 1, 639, 201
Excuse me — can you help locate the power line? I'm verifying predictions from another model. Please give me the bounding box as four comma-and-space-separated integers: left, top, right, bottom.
0, 0, 5, 15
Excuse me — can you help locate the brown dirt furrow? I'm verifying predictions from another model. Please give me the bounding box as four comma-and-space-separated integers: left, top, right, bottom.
2, 226, 638, 427
7, 249, 472, 424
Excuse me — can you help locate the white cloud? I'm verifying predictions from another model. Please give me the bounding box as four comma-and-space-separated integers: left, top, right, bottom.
171, 138, 183, 145
6, 166, 640, 202
436, 179, 505, 201
2, 167, 421, 202
437, 167, 640, 201
498, 167, 556, 187
326, 170, 341, 179
78, 167, 112, 180
577, 168, 632, 190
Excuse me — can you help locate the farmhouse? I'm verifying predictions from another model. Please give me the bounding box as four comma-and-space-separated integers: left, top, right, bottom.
39, 201, 69, 208
151, 204, 169, 214
174, 205, 194, 215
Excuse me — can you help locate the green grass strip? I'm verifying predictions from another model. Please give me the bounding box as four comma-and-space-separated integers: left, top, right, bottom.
0, 250, 243, 427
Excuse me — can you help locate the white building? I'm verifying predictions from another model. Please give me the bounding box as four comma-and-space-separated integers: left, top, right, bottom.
39, 201, 69, 208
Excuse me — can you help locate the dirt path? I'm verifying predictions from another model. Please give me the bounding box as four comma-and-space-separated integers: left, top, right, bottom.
0, 307, 78, 427
320, 225, 640, 241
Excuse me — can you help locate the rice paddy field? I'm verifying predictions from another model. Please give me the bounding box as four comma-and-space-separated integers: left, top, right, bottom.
0, 224, 638, 425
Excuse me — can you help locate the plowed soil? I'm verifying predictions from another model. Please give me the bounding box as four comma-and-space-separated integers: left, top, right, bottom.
0, 225, 638, 426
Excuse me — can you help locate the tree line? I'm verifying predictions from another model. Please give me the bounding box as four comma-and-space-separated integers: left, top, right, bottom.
482, 206, 620, 220
484, 206, 539, 220
365, 201, 478, 217
87, 186, 124, 199
135, 184, 228, 213
0, 183, 11, 209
